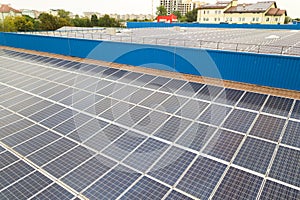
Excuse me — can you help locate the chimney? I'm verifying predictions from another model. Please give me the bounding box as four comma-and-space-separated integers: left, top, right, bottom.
243, 3, 246, 9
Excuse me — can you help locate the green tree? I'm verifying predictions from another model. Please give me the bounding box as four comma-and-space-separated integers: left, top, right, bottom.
14, 16, 34, 31
172, 11, 182, 19
58, 9, 71, 19
38, 13, 59, 30
2, 16, 17, 32
185, 9, 198, 22
156, 5, 167, 16
98, 15, 120, 27
91, 14, 99, 26
284, 16, 292, 24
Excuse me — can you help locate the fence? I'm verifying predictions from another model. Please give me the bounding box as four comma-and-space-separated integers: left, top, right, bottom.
1, 32, 300, 91
18, 31, 300, 56
127, 22, 300, 30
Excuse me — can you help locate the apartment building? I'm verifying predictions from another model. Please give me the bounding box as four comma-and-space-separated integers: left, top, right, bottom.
197, 0, 287, 24
160, 0, 195, 16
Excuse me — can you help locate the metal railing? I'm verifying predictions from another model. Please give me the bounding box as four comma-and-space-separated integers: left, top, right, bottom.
19, 31, 300, 56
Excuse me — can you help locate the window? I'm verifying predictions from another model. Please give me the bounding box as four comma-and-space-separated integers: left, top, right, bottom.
266, 17, 270, 22
242, 17, 245, 22
218, 11, 221, 14
253, 17, 256, 21
256, 17, 259, 21
207, 11, 209, 14
215, 18, 217, 21
203, 11, 206, 14
218, 18, 220, 21
275, 18, 278, 22
239, 17, 241, 21
215, 10, 218, 14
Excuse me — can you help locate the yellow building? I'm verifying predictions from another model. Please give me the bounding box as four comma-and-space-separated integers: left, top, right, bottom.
197, 0, 287, 24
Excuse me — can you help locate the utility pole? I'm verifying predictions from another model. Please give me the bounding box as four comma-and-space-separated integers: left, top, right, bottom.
152, 0, 154, 21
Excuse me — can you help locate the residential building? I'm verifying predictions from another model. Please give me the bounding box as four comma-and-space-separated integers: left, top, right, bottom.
160, 0, 195, 16
0, 4, 22, 21
197, 0, 287, 24
21, 9, 41, 19
48, 9, 59, 17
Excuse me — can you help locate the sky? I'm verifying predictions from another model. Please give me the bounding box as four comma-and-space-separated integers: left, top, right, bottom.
1, 0, 299, 18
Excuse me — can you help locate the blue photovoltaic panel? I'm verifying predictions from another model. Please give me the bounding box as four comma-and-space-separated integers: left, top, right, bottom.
249, 115, 286, 142
237, 92, 267, 111
282, 120, 300, 148
234, 137, 276, 174
62, 155, 117, 192
176, 123, 217, 151
213, 167, 263, 200
120, 176, 169, 200
222, 109, 257, 133
262, 96, 294, 117
269, 146, 300, 187
148, 147, 196, 186
260, 180, 300, 200
31, 183, 74, 200
203, 129, 244, 162
291, 100, 300, 120
83, 165, 141, 200
165, 190, 194, 200
177, 156, 227, 199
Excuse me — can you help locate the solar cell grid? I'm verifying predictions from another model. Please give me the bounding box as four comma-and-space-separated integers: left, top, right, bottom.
260, 180, 300, 200
62, 155, 117, 192
0, 171, 53, 200
234, 137, 276, 174
165, 190, 193, 200
222, 109, 257, 133
31, 183, 74, 200
177, 156, 227, 199
291, 100, 300, 120
175, 99, 209, 120
282, 120, 300, 148
214, 88, 244, 106
213, 167, 263, 200
124, 138, 169, 172
2, 125, 47, 147
148, 147, 196, 186
269, 146, 300, 187
120, 176, 169, 200
203, 129, 244, 162
249, 115, 286, 142
262, 96, 294, 117
237, 92, 267, 111
0, 160, 35, 190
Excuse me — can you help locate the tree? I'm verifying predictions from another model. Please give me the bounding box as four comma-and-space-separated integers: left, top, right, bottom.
58, 9, 71, 19
91, 14, 99, 26
98, 15, 120, 27
285, 16, 292, 24
38, 13, 59, 31
156, 5, 167, 16
185, 9, 198, 22
14, 16, 34, 31
2, 17, 17, 32
172, 11, 182, 19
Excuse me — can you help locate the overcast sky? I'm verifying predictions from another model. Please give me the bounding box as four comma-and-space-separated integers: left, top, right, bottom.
1, 0, 299, 18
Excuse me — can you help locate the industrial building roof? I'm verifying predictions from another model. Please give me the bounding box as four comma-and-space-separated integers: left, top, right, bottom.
0, 46, 300, 200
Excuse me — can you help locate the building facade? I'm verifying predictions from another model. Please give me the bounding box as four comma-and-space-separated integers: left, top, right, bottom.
0, 4, 22, 21
160, 0, 195, 16
197, 0, 287, 24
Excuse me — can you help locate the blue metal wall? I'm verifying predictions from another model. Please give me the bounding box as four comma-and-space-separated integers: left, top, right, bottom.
0, 32, 300, 91
127, 22, 300, 30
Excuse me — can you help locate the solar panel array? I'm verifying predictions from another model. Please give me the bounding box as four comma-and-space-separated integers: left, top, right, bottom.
27, 27, 300, 56
0, 48, 300, 200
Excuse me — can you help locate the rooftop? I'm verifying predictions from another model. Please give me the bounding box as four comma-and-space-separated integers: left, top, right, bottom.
0, 45, 300, 199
